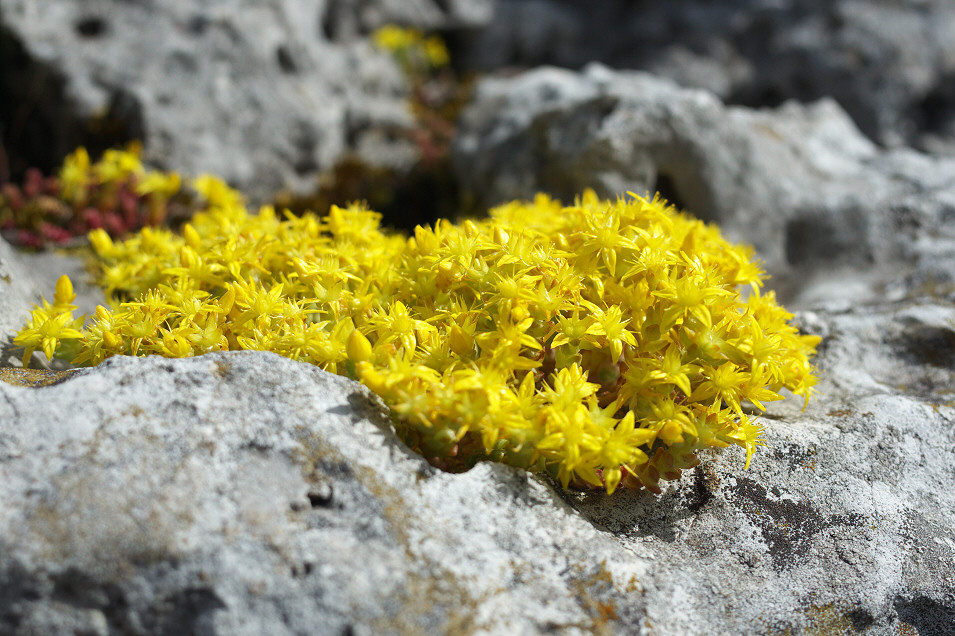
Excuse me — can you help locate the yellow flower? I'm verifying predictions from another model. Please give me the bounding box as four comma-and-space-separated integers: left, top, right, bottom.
14, 301, 83, 366
192, 174, 243, 211
58, 147, 91, 203
549, 312, 600, 349
372, 24, 450, 73
423, 36, 450, 68
136, 170, 182, 198
583, 302, 636, 360
690, 362, 749, 415
368, 300, 436, 354
372, 25, 420, 53
93, 144, 144, 184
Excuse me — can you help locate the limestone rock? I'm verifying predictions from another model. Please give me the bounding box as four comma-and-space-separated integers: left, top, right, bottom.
453, 63, 955, 305
322, 0, 495, 38
0, 352, 640, 635
458, 0, 955, 153
0, 0, 418, 202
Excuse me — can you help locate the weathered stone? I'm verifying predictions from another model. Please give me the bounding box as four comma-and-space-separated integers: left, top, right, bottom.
0, 352, 637, 635
453, 63, 955, 305
322, 0, 495, 38
0, 0, 419, 202
458, 0, 955, 153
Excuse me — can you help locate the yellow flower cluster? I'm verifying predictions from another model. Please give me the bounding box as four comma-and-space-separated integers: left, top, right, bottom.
372, 24, 450, 72
15, 178, 818, 494
59, 144, 181, 208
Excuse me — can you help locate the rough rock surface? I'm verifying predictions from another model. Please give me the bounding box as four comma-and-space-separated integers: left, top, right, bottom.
1, 315, 954, 635
453, 63, 955, 305
0, 0, 421, 201
458, 0, 955, 153
322, 0, 495, 38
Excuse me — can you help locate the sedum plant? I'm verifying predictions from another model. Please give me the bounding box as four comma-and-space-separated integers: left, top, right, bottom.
372, 24, 450, 75
0, 144, 183, 249
15, 174, 818, 494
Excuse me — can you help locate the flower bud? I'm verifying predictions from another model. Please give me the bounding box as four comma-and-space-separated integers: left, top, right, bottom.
448, 325, 473, 357
88, 228, 113, 255
54, 275, 75, 306
493, 225, 509, 245
103, 331, 122, 349
179, 245, 198, 269
218, 285, 236, 315
346, 329, 373, 363
183, 223, 201, 250
659, 421, 684, 446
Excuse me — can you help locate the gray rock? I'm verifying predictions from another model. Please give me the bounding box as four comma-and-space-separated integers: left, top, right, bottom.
458, 0, 955, 153
1, 307, 954, 634
0, 351, 638, 635
0, 0, 419, 202
322, 0, 495, 38
453, 63, 955, 305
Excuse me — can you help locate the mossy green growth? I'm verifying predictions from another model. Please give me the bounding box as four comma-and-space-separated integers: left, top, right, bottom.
15, 174, 819, 494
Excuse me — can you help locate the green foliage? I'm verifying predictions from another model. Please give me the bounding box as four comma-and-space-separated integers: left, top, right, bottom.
16, 169, 818, 494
